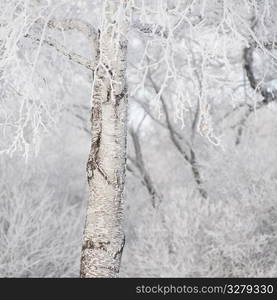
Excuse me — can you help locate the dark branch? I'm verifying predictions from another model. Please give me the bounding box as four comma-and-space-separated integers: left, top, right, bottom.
129, 127, 161, 208
147, 69, 208, 199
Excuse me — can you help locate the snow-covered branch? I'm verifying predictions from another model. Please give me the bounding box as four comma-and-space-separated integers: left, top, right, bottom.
25, 34, 95, 71
132, 20, 168, 38
47, 18, 98, 43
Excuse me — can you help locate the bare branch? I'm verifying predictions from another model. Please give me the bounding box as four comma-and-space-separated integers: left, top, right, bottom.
133, 98, 184, 140
232, 14, 277, 145
244, 46, 277, 104
129, 126, 161, 208
233, 101, 264, 145
148, 71, 191, 159
148, 69, 208, 199
189, 149, 208, 199
234, 42, 277, 145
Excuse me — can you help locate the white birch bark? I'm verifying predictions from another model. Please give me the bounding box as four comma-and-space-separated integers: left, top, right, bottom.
80, 0, 129, 278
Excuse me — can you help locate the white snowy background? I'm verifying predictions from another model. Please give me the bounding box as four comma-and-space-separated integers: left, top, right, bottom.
1, 0, 277, 277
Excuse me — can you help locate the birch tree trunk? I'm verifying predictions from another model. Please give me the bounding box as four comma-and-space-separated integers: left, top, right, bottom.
80, 1, 129, 278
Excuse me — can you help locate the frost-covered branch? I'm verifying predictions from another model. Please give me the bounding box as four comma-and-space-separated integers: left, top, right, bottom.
148, 70, 208, 199
25, 34, 95, 71
132, 20, 168, 38
47, 18, 98, 43
133, 98, 184, 140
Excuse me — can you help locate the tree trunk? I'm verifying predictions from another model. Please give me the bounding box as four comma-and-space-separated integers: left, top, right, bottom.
80, 1, 128, 278
190, 149, 208, 199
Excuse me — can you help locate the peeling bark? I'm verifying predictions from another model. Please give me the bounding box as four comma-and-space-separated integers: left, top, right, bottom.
80, 1, 129, 278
